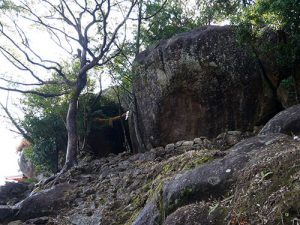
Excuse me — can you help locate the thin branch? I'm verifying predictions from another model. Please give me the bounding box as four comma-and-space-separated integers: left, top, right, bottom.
90, 74, 103, 111
0, 102, 33, 142
0, 77, 62, 86
0, 26, 60, 72
129, 0, 168, 20
13, 19, 64, 70
0, 46, 46, 83
0, 86, 69, 98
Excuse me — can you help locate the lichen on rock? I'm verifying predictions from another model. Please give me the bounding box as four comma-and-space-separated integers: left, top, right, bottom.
131, 25, 279, 151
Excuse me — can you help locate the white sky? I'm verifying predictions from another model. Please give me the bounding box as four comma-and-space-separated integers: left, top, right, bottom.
0, 114, 22, 185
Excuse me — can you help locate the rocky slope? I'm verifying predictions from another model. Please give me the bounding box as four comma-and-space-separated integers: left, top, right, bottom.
2, 135, 233, 225
0, 105, 300, 225
1, 105, 300, 225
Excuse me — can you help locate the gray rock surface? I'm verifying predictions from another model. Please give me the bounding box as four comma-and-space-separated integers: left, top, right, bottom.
2, 131, 297, 225
13, 183, 73, 222
0, 182, 32, 206
163, 203, 222, 225
132, 201, 160, 225
132, 133, 289, 225
163, 134, 287, 212
259, 104, 300, 135
132, 25, 278, 150
18, 151, 36, 179
0, 205, 18, 223
69, 210, 102, 225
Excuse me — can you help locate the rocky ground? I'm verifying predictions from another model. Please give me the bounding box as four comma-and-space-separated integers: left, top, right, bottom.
1, 132, 249, 225
1, 105, 300, 225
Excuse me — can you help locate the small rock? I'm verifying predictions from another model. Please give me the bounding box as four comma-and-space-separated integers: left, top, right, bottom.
154, 147, 164, 152
182, 141, 194, 147
226, 169, 231, 173
227, 130, 242, 136
226, 135, 240, 146
165, 143, 175, 151
216, 133, 226, 139
82, 187, 95, 196
175, 141, 184, 147
137, 152, 156, 162
203, 139, 212, 148
193, 138, 203, 145
99, 169, 110, 180
118, 160, 130, 170
7, 221, 23, 225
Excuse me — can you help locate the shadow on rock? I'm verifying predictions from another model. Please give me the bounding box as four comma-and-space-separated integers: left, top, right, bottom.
0, 183, 74, 223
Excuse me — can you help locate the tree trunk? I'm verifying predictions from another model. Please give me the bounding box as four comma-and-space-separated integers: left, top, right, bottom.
63, 70, 87, 172
64, 94, 79, 170
135, 0, 143, 56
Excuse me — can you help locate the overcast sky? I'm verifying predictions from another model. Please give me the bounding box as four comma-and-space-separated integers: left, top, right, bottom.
0, 121, 21, 185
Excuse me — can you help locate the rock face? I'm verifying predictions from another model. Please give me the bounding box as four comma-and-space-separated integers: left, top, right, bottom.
0, 206, 18, 223
163, 203, 222, 225
18, 152, 36, 178
162, 134, 286, 212
0, 183, 73, 223
13, 183, 73, 222
132, 133, 290, 225
0, 182, 32, 206
259, 104, 300, 135
132, 25, 279, 150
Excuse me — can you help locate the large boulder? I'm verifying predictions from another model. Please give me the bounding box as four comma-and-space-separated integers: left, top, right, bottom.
163, 202, 223, 225
0, 182, 32, 206
0, 206, 18, 223
11, 183, 73, 222
18, 151, 36, 178
259, 104, 300, 135
132, 25, 280, 150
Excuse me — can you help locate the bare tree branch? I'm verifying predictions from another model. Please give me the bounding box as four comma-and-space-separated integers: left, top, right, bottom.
0, 77, 62, 86
0, 0, 139, 172
0, 86, 69, 98
0, 102, 33, 143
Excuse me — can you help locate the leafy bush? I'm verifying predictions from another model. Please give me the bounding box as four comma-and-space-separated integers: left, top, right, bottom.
233, 0, 300, 69
20, 88, 125, 173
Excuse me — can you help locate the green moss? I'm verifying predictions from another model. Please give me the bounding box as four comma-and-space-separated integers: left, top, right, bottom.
124, 210, 142, 225
183, 154, 214, 170
23, 177, 38, 184
123, 150, 216, 225
97, 196, 107, 205
165, 186, 195, 217
131, 194, 146, 208
281, 76, 295, 89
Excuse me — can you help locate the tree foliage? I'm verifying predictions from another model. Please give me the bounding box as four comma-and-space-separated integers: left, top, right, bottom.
0, 0, 137, 171
233, 0, 300, 101
234, 0, 300, 67
20, 86, 124, 173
